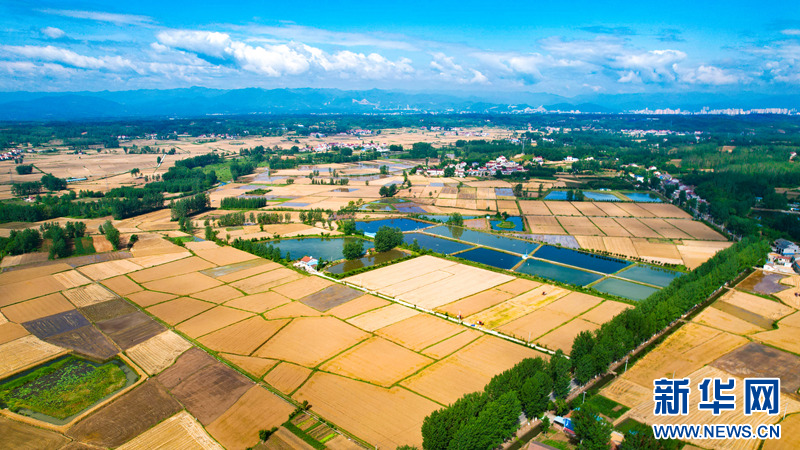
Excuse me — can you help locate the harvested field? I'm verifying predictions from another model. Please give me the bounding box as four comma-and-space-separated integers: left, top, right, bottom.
377, 314, 464, 351
263, 362, 312, 393
52, 270, 92, 289
622, 323, 747, 387
129, 252, 191, 268
147, 297, 215, 325
401, 336, 543, 405
224, 291, 291, 313
436, 288, 514, 317
469, 285, 569, 330
347, 304, 420, 331
126, 330, 192, 375
497, 308, 571, 341
190, 285, 242, 304
1, 293, 73, 323
168, 361, 253, 425
158, 347, 217, 389
92, 235, 114, 252
763, 413, 800, 450
536, 318, 599, 352
220, 353, 278, 378
754, 326, 800, 354
0, 335, 66, 378
294, 372, 439, 448
615, 218, 660, 238
601, 377, 653, 407
589, 217, 631, 237
574, 235, 606, 253
67, 380, 183, 448
45, 325, 119, 360
677, 240, 732, 269
23, 309, 90, 339
175, 306, 253, 339
721, 290, 794, 321
638, 218, 691, 239
711, 342, 800, 395
632, 238, 683, 263
206, 386, 294, 450
344, 255, 455, 290
143, 272, 222, 296
211, 261, 281, 283
299, 284, 363, 311
544, 201, 581, 216
603, 237, 640, 259
117, 411, 223, 450
63, 283, 118, 307
557, 216, 602, 235
0, 415, 71, 449
255, 317, 369, 367
496, 278, 541, 295
526, 216, 566, 234
0, 262, 72, 285
230, 268, 302, 294
327, 294, 390, 319
496, 200, 519, 215
96, 311, 166, 349
570, 202, 607, 216
544, 292, 603, 316
101, 275, 143, 296
579, 300, 631, 325
0, 274, 67, 307
129, 256, 216, 284
518, 201, 552, 215
192, 246, 257, 266
638, 202, 692, 219
79, 260, 142, 281
322, 337, 432, 386
666, 219, 726, 241
421, 330, 482, 359
398, 266, 514, 309
0, 322, 28, 345
264, 301, 323, 319
615, 203, 656, 218
125, 290, 176, 308
272, 276, 333, 300
594, 202, 631, 217
198, 316, 289, 355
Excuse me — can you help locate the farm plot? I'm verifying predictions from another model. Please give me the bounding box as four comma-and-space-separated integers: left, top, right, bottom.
101, 275, 143, 296
263, 362, 312, 393
578, 300, 631, 325
536, 318, 599, 352
190, 285, 242, 304
398, 266, 514, 309
594, 202, 631, 217
117, 411, 222, 450
666, 219, 726, 240
496, 200, 520, 215
764, 413, 800, 450
0, 335, 66, 378
518, 200, 552, 215
220, 353, 278, 378
45, 325, 119, 360
294, 372, 440, 449
0, 416, 70, 449
125, 290, 176, 308
544, 201, 581, 216
126, 330, 192, 375
1, 293, 74, 323
230, 268, 303, 294
737, 270, 789, 295
205, 260, 280, 283
346, 304, 421, 332
401, 336, 543, 405
470, 285, 570, 330
615, 203, 656, 218
557, 216, 603, 235
272, 276, 334, 300
300, 284, 366, 311
327, 294, 390, 319
52, 270, 92, 289
0, 274, 68, 307
677, 240, 732, 269
344, 255, 456, 290
79, 260, 143, 281
225, 291, 291, 313
63, 283, 118, 307
0, 323, 28, 345
638, 202, 692, 218
191, 245, 257, 266
168, 361, 253, 425
255, 316, 369, 367
96, 311, 166, 349
421, 329, 483, 359
603, 237, 639, 259
198, 316, 289, 355
321, 337, 433, 387
143, 272, 222, 296
693, 306, 767, 335
632, 238, 683, 264
129, 256, 215, 284
753, 320, 800, 355
720, 289, 794, 321
66, 380, 182, 447
206, 386, 294, 450
638, 218, 692, 239
147, 297, 215, 325
574, 235, 605, 253
264, 301, 323, 319
79, 298, 137, 323
570, 202, 607, 216
589, 217, 631, 237
614, 218, 660, 238
376, 313, 465, 351
711, 342, 800, 395
23, 309, 90, 339
526, 216, 566, 234
175, 306, 253, 339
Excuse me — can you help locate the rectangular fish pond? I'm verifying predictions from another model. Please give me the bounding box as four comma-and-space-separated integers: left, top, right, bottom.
404, 233, 475, 255
616, 265, 683, 288
532, 245, 630, 274
622, 192, 662, 202
265, 237, 367, 262
426, 225, 540, 255
515, 259, 604, 286
325, 249, 408, 274
583, 191, 621, 202
0, 355, 139, 425
355, 218, 431, 234
456, 247, 522, 270
591, 278, 659, 301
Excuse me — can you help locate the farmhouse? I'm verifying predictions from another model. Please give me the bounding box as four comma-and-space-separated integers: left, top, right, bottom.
774, 238, 799, 255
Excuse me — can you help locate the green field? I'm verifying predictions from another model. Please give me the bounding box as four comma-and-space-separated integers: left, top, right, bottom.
0, 356, 130, 419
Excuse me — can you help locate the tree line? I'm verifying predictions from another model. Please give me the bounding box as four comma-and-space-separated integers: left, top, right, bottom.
220, 197, 267, 209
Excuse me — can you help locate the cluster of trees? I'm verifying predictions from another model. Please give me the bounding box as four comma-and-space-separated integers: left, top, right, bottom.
216, 212, 246, 227
220, 197, 267, 209
299, 209, 328, 225
374, 226, 403, 252
99, 220, 120, 250
569, 237, 768, 384
11, 181, 42, 196
337, 219, 358, 235
41, 221, 87, 259
342, 239, 365, 260
170, 193, 210, 221
565, 189, 585, 201
230, 160, 256, 181
41, 174, 67, 191
422, 353, 571, 450
379, 184, 398, 197
0, 228, 42, 257
446, 212, 464, 227
310, 178, 349, 185
174, 153, 221, 169
15, 164, 33, 175
152, 165, 217, 193
230, 238, 285, 262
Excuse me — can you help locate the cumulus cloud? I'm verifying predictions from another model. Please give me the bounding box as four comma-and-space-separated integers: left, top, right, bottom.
156, 29, 413, 79
429, 52, 488, 84
675, 65, 740, 85
41, 27, 65, 39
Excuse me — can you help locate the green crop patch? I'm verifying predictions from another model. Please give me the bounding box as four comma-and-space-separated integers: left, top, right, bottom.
0, 355, 135, 420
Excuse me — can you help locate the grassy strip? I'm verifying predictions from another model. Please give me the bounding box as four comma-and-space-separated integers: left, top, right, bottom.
581, 394, 629, 419
283, 421, 326, 450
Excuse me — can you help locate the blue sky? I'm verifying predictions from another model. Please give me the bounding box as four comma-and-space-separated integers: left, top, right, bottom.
2, 1, 800, 96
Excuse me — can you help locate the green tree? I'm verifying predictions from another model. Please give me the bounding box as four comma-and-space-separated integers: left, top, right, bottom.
343, 239, 364, 260
379, 185, 389, 197
447, 212, 464, 227
618, 422, 681, 450
549, 350, 572, 399
513, 183, 523, 197
444, 166, 455, 177
101, 220, 120, 250
380, 165, 389, 175
573, 404, 612, 450
15, 164, 33, 175
374, 226, 403, 252
205, 225, 216, 241
337, 220, 357, 235
519, 371, 551, 418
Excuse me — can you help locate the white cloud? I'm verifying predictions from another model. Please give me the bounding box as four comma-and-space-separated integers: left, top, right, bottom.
237, 24, 418, 51
156, 29, 414, 79
41, 27, 65, 39
40, 9, 154, 26
429, 52, 488, 84
1, 45, 135, 71
781, 29, 800, 36
675, 65, 740, 85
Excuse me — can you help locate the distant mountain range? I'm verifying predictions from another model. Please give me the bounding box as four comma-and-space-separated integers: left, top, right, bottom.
0, 87, 798, 121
